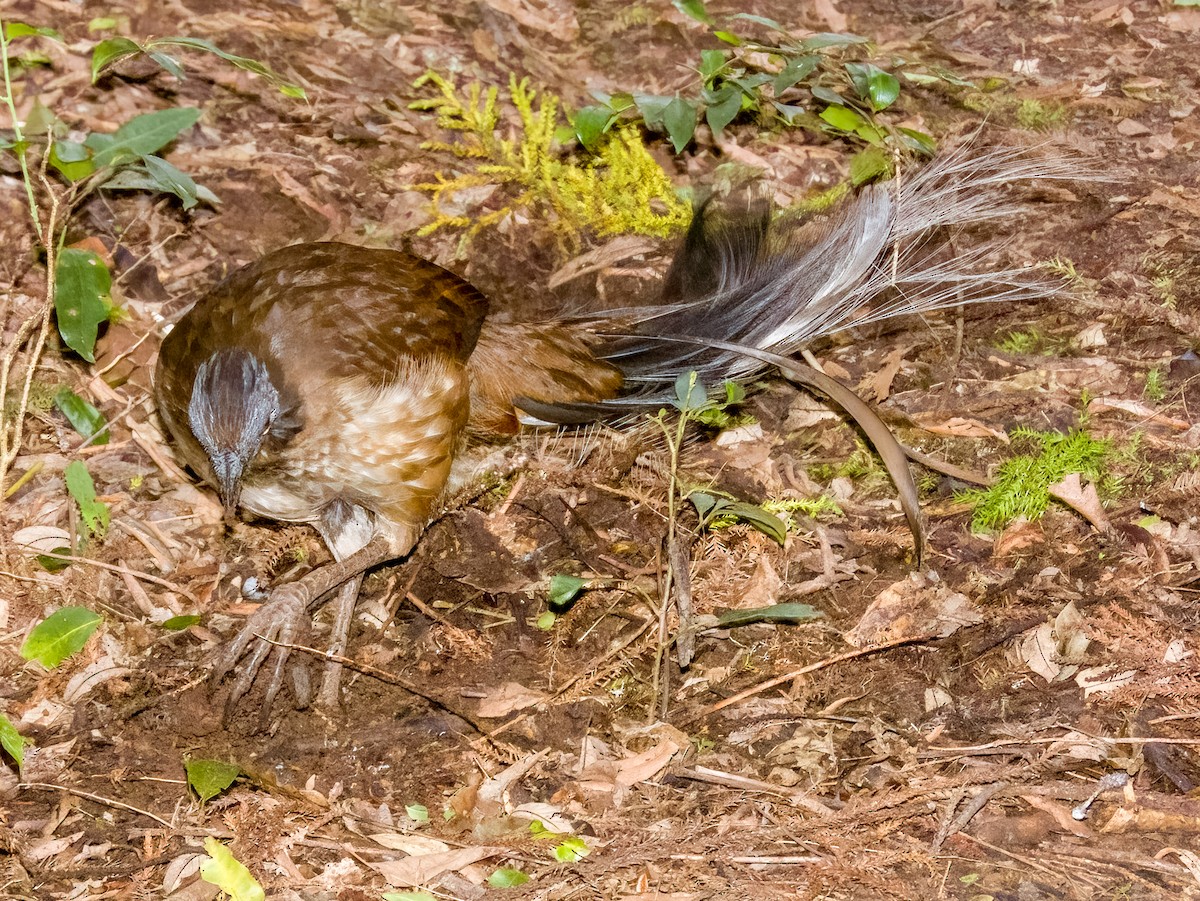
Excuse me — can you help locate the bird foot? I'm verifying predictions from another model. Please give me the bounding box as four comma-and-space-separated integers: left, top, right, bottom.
212, 581, 314, 729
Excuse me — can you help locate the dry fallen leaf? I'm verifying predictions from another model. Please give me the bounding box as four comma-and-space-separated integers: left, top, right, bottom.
475, 681, 547, 718
844, 572, 982, 646
371, 846, 500, 887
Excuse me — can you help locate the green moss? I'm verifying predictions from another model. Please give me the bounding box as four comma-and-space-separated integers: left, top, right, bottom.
958, 428, 1113, 531
1015, 98, 1068, 131
410, 72, 691, 246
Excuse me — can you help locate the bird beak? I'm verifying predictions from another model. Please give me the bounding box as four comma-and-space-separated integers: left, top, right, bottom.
210, 451, 244, 520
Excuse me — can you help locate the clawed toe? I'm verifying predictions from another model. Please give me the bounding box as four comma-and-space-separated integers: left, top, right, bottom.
212, 582, 312, 727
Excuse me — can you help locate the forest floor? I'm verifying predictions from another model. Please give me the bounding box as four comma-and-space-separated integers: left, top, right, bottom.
2, 0, 1200, 898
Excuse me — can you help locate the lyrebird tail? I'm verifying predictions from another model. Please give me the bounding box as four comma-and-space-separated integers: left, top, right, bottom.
514, 145, 1082, 424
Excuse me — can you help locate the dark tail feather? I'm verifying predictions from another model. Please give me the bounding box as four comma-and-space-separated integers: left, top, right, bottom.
517, 145, 1088, 424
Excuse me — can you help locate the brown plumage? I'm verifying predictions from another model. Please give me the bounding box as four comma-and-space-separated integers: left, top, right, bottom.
155, 148, 1083, 725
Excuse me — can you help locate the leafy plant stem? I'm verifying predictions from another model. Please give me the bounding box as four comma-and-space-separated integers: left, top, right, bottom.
0, 147, 61, 497
0, 16, 44, 243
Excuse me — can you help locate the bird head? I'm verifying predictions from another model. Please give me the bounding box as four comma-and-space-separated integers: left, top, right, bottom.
187, 348, 283, 517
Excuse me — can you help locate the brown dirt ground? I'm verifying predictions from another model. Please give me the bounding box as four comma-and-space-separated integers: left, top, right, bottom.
3, 0, 1200, 899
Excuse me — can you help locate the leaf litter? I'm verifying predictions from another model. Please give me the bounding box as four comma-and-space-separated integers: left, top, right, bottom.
2, 0, 1200, 899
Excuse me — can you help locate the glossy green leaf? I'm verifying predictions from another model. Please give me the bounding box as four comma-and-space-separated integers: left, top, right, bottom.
773, 55, 819, 95
713, 30, 742, 45
185, 758, 240, 802
705, 85, 742, 137
846, 62, 900, 111
819, 104, 867, 132
0, 713, 27, 769
488, 867, 531, 888
65, 460, 110, 538
549, 574, 586, 609
633, 93, 672, 129
85, 107, 200, 168
53, 386, 109, 445
574, 105, 615, 151
671, 0, 712, 25
19, 606, 102, 668
48, 140, 95, 182
688, 492, 718, 521
716, 603, 824, 627
54, 248, 111, 362
663, 96, 697, 153
535, 611, 557, 630
161, 614, 201, 631
771, 101, 806, 125
90, 36, 142, 81
199, 838, 265, 901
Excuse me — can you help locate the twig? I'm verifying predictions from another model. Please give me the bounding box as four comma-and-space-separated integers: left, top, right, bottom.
20, 782, 176, 829
680, 633, 936, 725
24, 549, 200, 602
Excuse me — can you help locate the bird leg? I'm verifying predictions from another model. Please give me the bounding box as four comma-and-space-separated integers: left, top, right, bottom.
317, 573, 364, 709
212, 535, 394, 727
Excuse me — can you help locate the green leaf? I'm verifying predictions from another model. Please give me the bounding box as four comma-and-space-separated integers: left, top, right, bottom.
54, 249, 111, 363
148, 37, 306, 98
488, 867, 531, 888
672, 371, 707, 411
718, 502, 788, 544
549, 574, 587, 609
65, 460, 110, 538
20, 606, 102, 668
801, 32, 869, 50
723, 381, 746, 405
161, 614, 201, 630
773, 55, 819, 95
5, 22, 62, 41
406, 803, 430, 824
819, 104, 867, 132
553, 836, 590, 863
810, 85, 845, 107
88, 17, 121, 31
185, 758, 240, 802
771, 101, 806, 125
35, 548, 73, 573
54, 387, 109, 444
663, 96, 696, 153
729, 13, 786, 31
100, 164, 221, 204
85, 107, 201, 169
705, 85, 742, 137
698, 49, 727, 84
688, 492, 719, 521
713, 30, 742, 45
633, 93, 672, 129
535, 611, 557, 630
146, 50, 186, 80
0, 713, 27, 769
573, 105, 615, 151
90, 36, 143, 82
845, 62, 901, 111
199, 838, 265, 901
716, 603, 825, 628
671, 0, 713, 25
48, 140, 95, 182
897, 126, 937, 155
141, 154, 201, 208
849, 146, 892, 186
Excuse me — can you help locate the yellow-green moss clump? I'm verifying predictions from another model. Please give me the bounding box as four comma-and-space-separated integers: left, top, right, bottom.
410, 72, 691, 245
